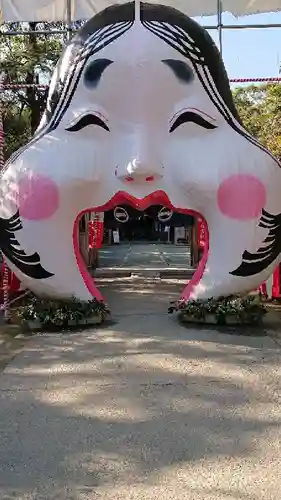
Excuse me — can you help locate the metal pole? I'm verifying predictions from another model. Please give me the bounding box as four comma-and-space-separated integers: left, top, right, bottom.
217, 0, 223, 55
135, 0, 140, 22
221, 23, 281, 29
66, 0, 73, 40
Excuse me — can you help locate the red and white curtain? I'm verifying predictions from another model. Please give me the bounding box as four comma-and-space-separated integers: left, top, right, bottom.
0, 261, 23, 296
259, 267, 280, 299
88, 212, 104, 249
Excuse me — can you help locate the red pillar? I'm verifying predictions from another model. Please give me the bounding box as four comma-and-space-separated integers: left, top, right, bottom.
272, 265, 280, 299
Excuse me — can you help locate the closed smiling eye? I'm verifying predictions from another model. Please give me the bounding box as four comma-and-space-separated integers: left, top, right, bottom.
65, 113, 110, 132
169, 110, 217, 133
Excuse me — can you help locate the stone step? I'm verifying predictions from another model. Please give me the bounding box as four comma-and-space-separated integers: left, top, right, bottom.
94, 267, 195, 279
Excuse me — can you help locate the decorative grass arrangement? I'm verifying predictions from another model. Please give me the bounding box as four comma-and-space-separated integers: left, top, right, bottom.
16, 294, 110, 331
169, 295, 267, 326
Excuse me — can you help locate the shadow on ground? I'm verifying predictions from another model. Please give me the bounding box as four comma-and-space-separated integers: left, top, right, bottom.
97, 277, 185, 315
0, 298, 281, 500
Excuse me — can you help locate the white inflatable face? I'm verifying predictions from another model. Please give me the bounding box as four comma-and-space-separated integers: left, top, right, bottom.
1, 1, 281, 302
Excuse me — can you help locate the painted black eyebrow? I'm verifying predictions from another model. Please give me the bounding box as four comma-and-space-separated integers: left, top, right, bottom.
65, 113, 110, 132
162, 59, 194, 84
170, 111, 217, 132
84, 58, 113, 88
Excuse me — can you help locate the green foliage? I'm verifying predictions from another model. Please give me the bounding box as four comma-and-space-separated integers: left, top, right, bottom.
2, 103, 31, 158
17, 294, 110, 329
1, 21, 67, 158
232, 83, 281, 160
169, 295, 267, 326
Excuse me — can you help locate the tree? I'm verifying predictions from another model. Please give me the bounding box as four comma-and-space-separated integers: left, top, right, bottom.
232, 83, 281, 160
1, 22, 66, 158
2, 102, 31, 159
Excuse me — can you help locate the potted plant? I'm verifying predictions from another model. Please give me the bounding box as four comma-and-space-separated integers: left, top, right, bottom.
16, 294, 110, 331
223, 297, 239, 325
196, 300, 209, 323
169, 294, 266, 327
67, 310, 81, 326
85, 299, 109, 324
180, 300, 197, 323
239, 296, 266, 325
204, 298, 217, 324
19, 303, 42, 330
214, 303, 226, 325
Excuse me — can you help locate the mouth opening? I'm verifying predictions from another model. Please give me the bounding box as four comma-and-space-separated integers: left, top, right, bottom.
73, 190, 209, 303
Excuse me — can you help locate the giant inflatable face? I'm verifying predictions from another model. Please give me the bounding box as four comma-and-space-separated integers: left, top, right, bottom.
1, 1, 281, 302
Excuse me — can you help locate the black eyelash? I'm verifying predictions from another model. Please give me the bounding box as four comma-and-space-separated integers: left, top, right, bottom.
66, 114, 110, 132
230, 209, 281, 277
0, 211, 54, 279
170, 111, 217, 132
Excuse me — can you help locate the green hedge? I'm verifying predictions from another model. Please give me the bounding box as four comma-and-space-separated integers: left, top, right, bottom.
169, 295, 267, 326
16, 294, 110, 329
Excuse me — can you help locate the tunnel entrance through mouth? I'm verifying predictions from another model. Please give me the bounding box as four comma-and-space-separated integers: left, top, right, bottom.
73, 192, 209, 308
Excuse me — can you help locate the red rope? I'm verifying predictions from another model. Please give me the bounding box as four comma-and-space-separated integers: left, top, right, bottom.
0, 78, 10, 320
1, 77, 281, 90
2, 83, 48, 89
230, 77, 281, 83
0, 79, 4, 170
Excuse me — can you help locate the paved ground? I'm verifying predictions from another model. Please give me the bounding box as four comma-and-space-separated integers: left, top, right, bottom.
1, 279, 281, 500
99, 243, 192, 269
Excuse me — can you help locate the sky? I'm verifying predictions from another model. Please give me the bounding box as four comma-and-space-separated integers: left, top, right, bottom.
193, 11, 281, 82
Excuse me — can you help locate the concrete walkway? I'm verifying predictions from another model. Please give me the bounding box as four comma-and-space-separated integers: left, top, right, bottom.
1, 279, 281, 500
99, 243, 192, 269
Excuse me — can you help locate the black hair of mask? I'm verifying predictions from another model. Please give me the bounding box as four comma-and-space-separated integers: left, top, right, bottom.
42, 1, 241, 129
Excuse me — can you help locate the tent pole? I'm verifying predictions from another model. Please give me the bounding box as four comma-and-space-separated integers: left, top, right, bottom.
66, 0, 72, 40
217, 0, 223, 55
135, 0, 140, 22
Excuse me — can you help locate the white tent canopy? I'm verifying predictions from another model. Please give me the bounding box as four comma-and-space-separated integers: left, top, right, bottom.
1, 0, 281, 23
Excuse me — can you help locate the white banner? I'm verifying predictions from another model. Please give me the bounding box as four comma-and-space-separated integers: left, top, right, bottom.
1, 0, 281, 23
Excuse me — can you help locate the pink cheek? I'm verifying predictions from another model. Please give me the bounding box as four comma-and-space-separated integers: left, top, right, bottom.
217, 174, 266, 220
18, 174, 60, 221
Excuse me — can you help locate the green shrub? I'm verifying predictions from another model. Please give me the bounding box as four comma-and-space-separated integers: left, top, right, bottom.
169, 295, 267, 326
17, 294, 110, 329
